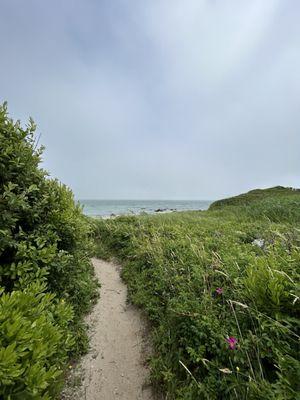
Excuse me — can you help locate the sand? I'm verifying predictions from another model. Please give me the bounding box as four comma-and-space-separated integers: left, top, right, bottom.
62, 258, 155, 400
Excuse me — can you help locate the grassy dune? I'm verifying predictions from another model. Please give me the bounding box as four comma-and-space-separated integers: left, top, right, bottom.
94, 188, 300, 399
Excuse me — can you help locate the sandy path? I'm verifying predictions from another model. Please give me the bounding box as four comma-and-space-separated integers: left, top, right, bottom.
65, 258, 154, 400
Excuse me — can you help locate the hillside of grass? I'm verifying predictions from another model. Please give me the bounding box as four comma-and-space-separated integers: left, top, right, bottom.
210, 186, 300, 208
94, 189, 300, 399
0, 103, 99, 399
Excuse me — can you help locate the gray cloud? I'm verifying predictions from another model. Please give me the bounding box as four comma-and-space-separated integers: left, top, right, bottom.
0, 0, 299, 199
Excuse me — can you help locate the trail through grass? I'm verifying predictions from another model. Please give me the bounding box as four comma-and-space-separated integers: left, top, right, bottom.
63, 258, 155, 400
93, 188, 300, 399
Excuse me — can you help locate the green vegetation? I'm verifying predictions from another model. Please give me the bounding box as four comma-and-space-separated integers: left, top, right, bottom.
94, 188, 300, 399
0, 103, 98, 399
210, 186, 300, 210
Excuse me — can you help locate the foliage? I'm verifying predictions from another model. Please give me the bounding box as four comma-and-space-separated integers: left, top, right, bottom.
0, 283, 74, 399
0, 103, 99, 398
94, 189, 300, 399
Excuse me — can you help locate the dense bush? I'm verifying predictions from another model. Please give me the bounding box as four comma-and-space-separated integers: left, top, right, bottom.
0, 103, 98, 398
0, 283, 74, 399
94, 191, 300, 399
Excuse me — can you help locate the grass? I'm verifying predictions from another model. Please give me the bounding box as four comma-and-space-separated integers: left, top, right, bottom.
93, 187, 300, 399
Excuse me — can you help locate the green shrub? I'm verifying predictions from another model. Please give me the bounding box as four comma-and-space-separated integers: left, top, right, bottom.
0, 102, 99, 397
0, 283, 73, 399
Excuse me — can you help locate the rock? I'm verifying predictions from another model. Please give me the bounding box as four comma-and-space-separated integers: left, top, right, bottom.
252, 238, 265, 248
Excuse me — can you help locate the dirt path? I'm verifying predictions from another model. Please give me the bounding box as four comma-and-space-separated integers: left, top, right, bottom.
64, 258, 154, 400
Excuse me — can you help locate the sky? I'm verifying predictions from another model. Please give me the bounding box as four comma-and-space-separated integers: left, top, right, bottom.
0, 0, 299, 200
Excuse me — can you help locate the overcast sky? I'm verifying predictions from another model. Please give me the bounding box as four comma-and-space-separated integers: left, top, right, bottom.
0, 0, 299, 199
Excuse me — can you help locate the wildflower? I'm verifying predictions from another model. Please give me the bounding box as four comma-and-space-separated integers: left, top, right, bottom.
226, 336, 238, 350
216, 287, 223, 295
236, 366, 240, 372
69, 365, 72, 369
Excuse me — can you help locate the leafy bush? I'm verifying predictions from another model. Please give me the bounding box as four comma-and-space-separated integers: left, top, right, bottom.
94, 190, 300, 399
0, 283, 73, 399
0, 102, 99, 398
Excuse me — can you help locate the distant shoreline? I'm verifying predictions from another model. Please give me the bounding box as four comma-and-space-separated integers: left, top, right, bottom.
96, 208, 181, 219
79, 199, 213, 218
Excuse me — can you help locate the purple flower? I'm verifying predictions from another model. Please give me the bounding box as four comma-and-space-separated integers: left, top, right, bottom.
226, 336, 238, 350
216, 287, 223, 295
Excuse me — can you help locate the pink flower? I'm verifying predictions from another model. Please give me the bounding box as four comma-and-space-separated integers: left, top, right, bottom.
226, 336, 238, 350
216, 287, 223, 295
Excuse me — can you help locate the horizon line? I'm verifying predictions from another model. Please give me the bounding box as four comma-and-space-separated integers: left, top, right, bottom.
77, 198, 215, 201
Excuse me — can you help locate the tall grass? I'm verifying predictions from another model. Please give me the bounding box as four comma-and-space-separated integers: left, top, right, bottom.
93, 189, 300, 399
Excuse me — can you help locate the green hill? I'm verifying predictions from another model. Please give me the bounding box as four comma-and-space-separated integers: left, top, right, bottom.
210, 186, 300, 209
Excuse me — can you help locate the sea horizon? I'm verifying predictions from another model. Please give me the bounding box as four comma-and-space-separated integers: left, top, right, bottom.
78, 199, 213, 217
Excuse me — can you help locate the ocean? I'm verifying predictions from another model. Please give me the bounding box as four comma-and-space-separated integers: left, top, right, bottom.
79, 199, 213, 217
